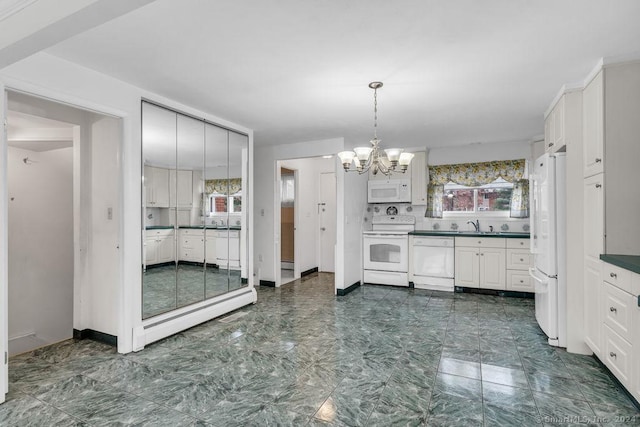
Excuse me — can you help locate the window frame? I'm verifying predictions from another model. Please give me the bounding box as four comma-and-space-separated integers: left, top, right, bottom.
442, 179, 513, 218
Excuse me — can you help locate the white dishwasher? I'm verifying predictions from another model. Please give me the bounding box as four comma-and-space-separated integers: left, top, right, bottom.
411, 236, 455, 291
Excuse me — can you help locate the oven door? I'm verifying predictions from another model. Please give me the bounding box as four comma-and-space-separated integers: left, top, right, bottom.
363, 233, 408, 272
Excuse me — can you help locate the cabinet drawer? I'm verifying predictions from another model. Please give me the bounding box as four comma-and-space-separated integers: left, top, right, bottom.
180, 228, 204, 237
506, 238, 529, 249
506, 249, 532, 270
602, 263, 632, 293
603, 324, 633, 387
455, 237, 505, 248
603, 282, 635, 341
506, 270, 533, 292
148, 229, 174, 238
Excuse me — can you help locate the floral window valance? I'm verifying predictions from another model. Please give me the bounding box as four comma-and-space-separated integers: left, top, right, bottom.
428, 159, 526, 186
426, 159, 528, 219
205, 178, 242, 196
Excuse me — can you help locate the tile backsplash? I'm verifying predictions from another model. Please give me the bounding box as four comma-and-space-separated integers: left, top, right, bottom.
364, 203, 530, 233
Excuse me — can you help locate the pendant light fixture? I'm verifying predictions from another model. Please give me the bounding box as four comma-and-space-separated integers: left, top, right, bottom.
338, 82, 413, 176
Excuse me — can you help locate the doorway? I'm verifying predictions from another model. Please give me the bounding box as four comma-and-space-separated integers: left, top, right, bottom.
274, 157, 336, 287
7, 109, 75, 356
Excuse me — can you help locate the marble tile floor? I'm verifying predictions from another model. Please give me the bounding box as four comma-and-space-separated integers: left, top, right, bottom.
4, 272, 640, 426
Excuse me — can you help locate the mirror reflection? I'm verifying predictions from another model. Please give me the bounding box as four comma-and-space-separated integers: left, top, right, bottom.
142, 101, 248, 320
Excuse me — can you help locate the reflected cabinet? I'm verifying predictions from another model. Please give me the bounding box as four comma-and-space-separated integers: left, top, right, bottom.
141, 101, 248, 319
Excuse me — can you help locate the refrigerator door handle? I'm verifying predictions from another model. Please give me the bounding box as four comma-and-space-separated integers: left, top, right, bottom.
529, 268, 548, 285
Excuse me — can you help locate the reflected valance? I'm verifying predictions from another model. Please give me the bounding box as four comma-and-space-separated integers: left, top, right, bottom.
205, 178, 242, 195
428, 159, 526, 186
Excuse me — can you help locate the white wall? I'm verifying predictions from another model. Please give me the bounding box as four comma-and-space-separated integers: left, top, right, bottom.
279, 157, 334, 275
428, 140, 532, 165
254, 138, 343, 283
8, 146, 73, 352
1, 52, 254, 353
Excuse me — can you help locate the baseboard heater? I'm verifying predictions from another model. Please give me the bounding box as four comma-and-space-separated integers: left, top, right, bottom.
133, 287, 257, 351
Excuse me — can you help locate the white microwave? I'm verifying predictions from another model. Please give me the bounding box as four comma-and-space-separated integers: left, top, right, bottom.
368, 179, 411, 203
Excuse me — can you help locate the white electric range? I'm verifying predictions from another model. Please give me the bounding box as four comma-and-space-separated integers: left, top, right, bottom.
362, 215, 415, 287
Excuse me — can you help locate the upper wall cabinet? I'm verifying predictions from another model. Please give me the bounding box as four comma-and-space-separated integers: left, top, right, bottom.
583, 71, 604, 177
544, 90, 581, 154
410, 151, 427, 205
582, 62, 640, 254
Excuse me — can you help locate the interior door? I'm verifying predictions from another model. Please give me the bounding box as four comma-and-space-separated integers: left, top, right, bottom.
1, 85, 8, 403
319, 172, 336, 272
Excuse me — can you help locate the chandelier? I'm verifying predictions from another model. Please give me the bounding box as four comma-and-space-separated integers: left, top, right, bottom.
338, 82, 413, 176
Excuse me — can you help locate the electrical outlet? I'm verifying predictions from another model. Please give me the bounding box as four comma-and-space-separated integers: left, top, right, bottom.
107, 207, 113, 220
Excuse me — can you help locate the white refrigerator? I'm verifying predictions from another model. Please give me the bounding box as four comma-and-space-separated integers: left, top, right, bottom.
529, 152, 566, 347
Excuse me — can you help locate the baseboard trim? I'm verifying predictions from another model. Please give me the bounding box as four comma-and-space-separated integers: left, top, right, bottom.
454, 286, 534, 299
260, 280, 276, 287
337, 281, 361, 296
301, 267, 318, 277
73, 329, 117, 347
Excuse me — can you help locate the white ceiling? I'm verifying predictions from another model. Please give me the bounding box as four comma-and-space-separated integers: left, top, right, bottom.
7, 110, 74, 152
44, 0, 640, 150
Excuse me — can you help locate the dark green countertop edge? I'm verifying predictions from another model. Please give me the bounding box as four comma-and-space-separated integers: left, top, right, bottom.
600, 254, 640, 275
145, 226, 241, 230
409, 231, 530, 239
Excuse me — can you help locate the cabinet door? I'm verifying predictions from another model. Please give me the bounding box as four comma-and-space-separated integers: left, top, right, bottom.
205, 232, 216, 264
157, 234, 175, 263
216, 233, 229, 265
170, 170, 194, 208
144, 166, 155, 206
479, 248, 506, 290
454, 247, 478, 287
553, 96, 565, 150
145, 237, 158, 265
410, 151, 427, 205
544, 113, 552, 153
584, 174, 604, 258
153, 167, 170, 208
584, 257, 602, 357
583, 71, 604, 177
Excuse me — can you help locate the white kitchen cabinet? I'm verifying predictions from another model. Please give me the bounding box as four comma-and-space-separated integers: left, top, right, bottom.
170, 169, 193, 208
505, 238, 533, 292
144, 165, 170, 208
145, 229, 175, 266
582, 70, 604, 178
179, 228, 204, 263
544, 90, 582, 154
410, 151, 427, 205
598, 261, 640, 393
584, 258, 603, 357
454, 237, 506, 290
205, 229, 216, 265
584, 174, 604, 259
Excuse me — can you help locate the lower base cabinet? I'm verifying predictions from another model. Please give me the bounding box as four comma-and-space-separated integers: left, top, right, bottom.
145, 229, 175, 266
593, 260, 640, 404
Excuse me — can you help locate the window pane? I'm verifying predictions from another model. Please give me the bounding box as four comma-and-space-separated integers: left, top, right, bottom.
443, 189, 475, 212
233, 196, 241, 213
215, 196, 228, 213
476, 187, 512, 211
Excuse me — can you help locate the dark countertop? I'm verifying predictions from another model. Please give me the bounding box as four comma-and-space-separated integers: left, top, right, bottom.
600, 254, 640, 275
178, 226, 241, 230
145, 226, 174, 230
410, 230, 530, 239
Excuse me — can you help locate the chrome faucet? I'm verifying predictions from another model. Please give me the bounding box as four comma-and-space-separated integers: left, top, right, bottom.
467, 219, 480, 232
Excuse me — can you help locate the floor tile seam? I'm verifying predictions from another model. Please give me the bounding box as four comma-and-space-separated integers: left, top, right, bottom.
25, 392, 90, 425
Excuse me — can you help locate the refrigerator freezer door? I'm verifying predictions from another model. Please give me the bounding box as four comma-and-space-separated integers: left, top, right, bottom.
530, 268, 559, 345
531, 153, 557, 277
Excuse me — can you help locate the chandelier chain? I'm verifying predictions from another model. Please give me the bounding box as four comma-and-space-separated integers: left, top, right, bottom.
373, 87, 378, 140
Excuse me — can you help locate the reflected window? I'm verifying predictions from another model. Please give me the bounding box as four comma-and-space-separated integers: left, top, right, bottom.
209, 194, 241, 213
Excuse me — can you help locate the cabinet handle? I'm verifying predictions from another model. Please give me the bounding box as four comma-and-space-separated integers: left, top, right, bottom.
595, 184, 602, 188
519, 280, 524, 283
520, 242, 524, 245
610, 306, 617, 313
548, 142, 554, 147
610, 351, 617, 358
481, 253, 484, 256
609, 272, 617, 278
595, 158, 602, 163
520, 258, 524, 262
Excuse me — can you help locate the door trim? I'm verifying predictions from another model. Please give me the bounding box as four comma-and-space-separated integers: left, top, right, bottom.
1, 85, 8, 403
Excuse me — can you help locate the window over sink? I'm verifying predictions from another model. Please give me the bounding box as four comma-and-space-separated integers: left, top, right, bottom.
443, 178, 513, 215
